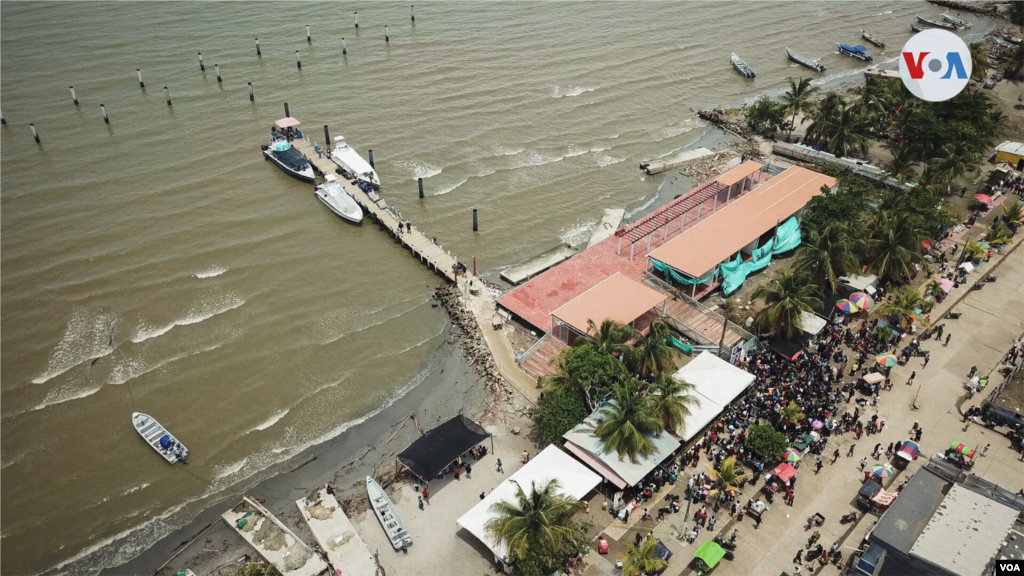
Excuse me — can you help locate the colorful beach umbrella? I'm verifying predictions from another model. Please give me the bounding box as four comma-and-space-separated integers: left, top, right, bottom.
922, 293, 937, 304
849, 292, 875, 310
836, 299, 861, 313
876, 353, 898, 368
812, 420, 824, 430
783, 448, 802, 463
872, 463, 894, 479
950, 441, 976, 458
974, 193, 994, 205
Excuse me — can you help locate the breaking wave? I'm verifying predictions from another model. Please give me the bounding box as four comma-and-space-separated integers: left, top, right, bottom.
194, 266, 227, 279
249, 410, 289, 433
552, 85, 597, 98
32, 310, 117, 385
131, 294, 245, 344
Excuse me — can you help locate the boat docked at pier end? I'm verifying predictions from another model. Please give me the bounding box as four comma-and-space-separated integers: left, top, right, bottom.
315, 174, 363, 224
786, 47, 826, 72
731, 53, 755, 78
133, 412, 189, 464
367, 476, 412, 550
262, 117, 315, 182
836, 43, 873, 62
331, 135, 380, 189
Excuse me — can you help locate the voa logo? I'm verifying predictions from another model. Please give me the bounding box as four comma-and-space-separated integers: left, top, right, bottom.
899, 28, 972, 102
997, 559, 1024, 575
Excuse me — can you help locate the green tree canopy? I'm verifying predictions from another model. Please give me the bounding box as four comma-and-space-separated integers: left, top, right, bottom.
595, 381, 664, 462
618, 537, 670, 576
752, 271, 823, 339
485, 478, 589, 570
531, 390, 589, 446
746, 424, 789, 462
646, 374, 701, 435
541, 345, 624, 411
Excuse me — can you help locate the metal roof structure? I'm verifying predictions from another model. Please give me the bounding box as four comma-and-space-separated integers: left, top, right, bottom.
908, 484, 1019, 576
551, 272, 665, 334
870, 466, 951, 553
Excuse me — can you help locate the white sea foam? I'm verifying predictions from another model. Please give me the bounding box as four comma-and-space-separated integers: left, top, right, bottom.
507, 150, 565, 170
194, 266, 227, 279
392, 159, 443, 180
596, 154, 625, 168
32, 310, 117, 385
492, 144, 525, 156
131, 294, 245, 344
250, 410, 289, 433
552, 85, 597, 98
625, 194, 660, 218
108, 343, 225, 386
213, 457, 248, 480
29, 385, 103, 413
121, 483, 150, 496
433, 178, 468, 196
559, 218, 598, 247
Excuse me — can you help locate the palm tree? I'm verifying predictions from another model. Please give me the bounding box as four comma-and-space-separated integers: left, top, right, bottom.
866, 212, 925, 280
804, 92, 844, 145
706, 455, 747, 497
879, 285, 925, 328
646, 374, 701, 435
794, 224, 862, 293
781, 77, 820, 138
541, 353, 604, 412
595, 382, 664, 462
578, 319, 638, 360
874, 325, 895, 346
929, 143, 980, 194
924, 278, 944, 299
1002, 199, 1024, 227
969, 42, 990, 80
985, 222, 1013, 246
618, 537, 670, 576
627, 319, 676, 380
1000, 44, 1024, 81
822, 103, 870, 157
853, 75, 889, 119
781, 401, 806, 424
963, 239, 986, 262
882, 144, 917, 182
486, 479, 588, 566
752, 271, 823, 339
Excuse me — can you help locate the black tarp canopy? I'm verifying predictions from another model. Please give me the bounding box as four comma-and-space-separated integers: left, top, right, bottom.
768, 334, 808, 361
398, 415, 490, 481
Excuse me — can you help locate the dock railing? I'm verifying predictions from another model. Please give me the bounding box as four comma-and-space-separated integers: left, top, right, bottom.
646, 273, 756, 343
517, 332, 552, 366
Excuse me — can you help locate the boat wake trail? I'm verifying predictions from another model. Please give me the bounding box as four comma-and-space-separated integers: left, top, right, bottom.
32, 310, 118, 385
131, 293, 245, 344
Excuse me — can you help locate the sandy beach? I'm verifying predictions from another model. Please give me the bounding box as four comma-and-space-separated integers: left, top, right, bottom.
103, 332, 523, 576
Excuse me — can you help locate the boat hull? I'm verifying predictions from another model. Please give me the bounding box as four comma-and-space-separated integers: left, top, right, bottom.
133, 412, 188, 464
731, 54, 755, 78
263, 149, 315, 181
316, 188, 363, 224
917, 16, 956, 31
366, 476, 412, 550
836, 44, 873, 62
786, 48, 826, 72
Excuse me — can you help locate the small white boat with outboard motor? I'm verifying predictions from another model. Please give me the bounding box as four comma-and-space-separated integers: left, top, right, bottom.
367, 476, 412, 550
315, 174, 364, 224
133, 412, 189, 464
330, 135, 380, 188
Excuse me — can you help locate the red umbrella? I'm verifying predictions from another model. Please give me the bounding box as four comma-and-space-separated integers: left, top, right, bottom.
974, 194, 994, 205
921, 239, 931, 250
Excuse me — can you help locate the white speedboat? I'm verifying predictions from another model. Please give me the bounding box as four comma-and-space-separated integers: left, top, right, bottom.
262, 118, 315, 182
132, 412, 189, 464
366, 476, 412, 550
330, 135, 380, 188
315, 174, 364, 224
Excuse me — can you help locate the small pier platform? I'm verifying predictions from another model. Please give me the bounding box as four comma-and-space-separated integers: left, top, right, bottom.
639, 147, 714, 175
291, 137, 467, 283
296, 489, 376, 576
223, 496, 328, 576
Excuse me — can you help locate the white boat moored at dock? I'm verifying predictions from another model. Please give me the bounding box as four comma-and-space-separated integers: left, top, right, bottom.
331, 135, 380, 188
315, 174, 364, 224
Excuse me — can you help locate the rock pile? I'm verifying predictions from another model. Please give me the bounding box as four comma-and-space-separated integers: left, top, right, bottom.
433, 285, 512, 406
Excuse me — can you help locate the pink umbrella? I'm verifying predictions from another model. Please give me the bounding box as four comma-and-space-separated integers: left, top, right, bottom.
938, 278, 954, 293
974, 193, 994, 205
812, 420, 824, 430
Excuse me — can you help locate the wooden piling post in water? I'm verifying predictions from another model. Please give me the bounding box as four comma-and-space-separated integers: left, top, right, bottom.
164, 87, 172, 106
385, 25, 390, 43
342, 38, 347, 55
418, 177, 424, 198
306, 25, 312, 43
284, 102, 290, 118
324, 125, 331, 146
30, 123, 40, 143
100, 104, 109, 124
255, 38, 261, 57
198, 51, 205, 71
1, 110, 6, 125
295, 50, 302, 70
411, 5, 415, 22
354, 11, 359, 28
215, 64, 222, 83
248, 82, 254, 102
137, 69, 145, 88
473, 209, 478, 232
368, 149, 374, 168
70, 86, 79, 106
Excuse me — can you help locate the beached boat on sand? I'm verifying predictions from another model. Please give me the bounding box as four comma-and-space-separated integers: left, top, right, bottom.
911, 24, 924, 33
917, 15, 957, 31
786, 47, 826, 72
367, 476, 412, 550
861, 30, 885, 49
133, 412, 188, 464
942, 13, 972, 28
837, 43, 873, 62
731, 53, 755, 78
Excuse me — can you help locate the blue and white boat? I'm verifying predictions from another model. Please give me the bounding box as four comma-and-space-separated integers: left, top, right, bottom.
133, 412, 188, 464
731, 53, 756, 78
262, 118, 315, 182
836, 43, 873, 62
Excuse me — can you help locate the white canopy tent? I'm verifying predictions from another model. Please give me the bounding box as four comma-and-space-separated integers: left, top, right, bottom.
799, 310, 828, 336
456, 446, 600, 563
674, 351, 755, 408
